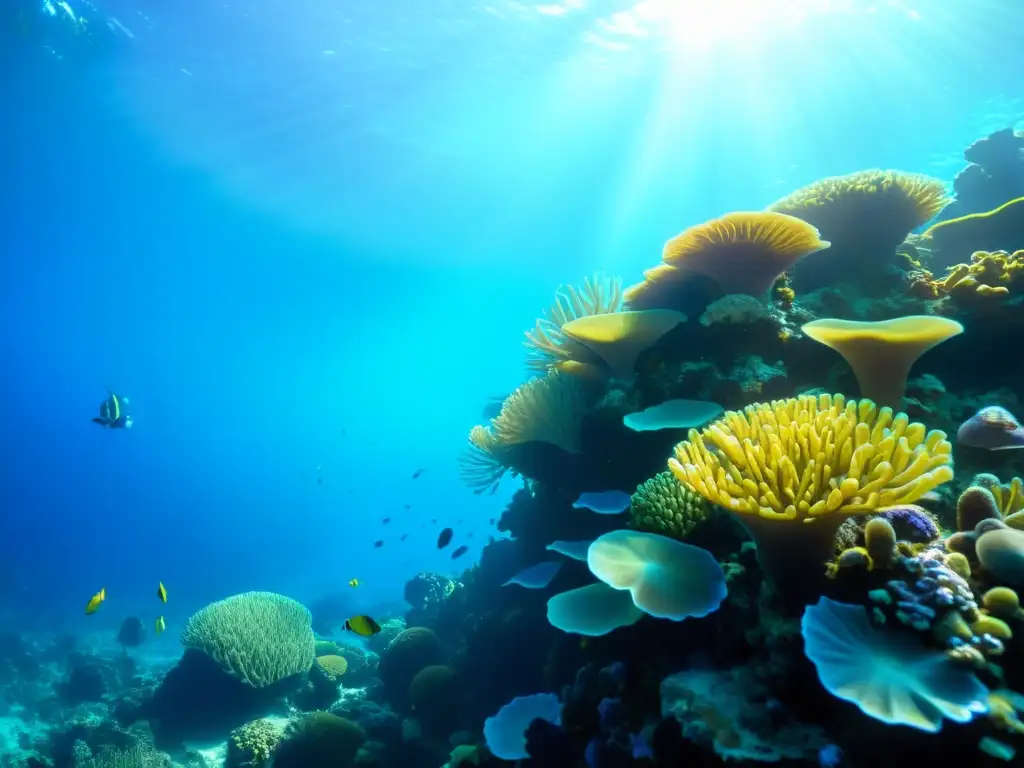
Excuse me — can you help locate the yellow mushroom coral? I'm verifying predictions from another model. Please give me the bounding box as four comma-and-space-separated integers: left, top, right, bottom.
625, 212, 829, 307
561, 309, 685, 379
524, 274, 624, 374
801, 316, 964, 409
669, 394, 954, 592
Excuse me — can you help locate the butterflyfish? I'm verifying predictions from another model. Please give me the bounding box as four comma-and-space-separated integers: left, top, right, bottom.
85, 588, 106, 615
348, 578, 359, 588
157, 582, 167, 603
344, 615, 382, 637
155, 616, 166, 635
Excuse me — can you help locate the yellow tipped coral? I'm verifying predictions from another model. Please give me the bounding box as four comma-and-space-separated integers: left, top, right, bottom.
561, 309, 685, 379
801, 316, 964, 409
922, 196, 1024, 264
629, 471, 710, 539
769, 170, 950, 241
669, 394, 954, 589
524, 274, 624, 373
458, 371, 590, 492
625, 212, 829, 306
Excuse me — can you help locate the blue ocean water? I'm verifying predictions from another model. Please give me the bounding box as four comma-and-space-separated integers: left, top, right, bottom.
0, 0, 1020, 643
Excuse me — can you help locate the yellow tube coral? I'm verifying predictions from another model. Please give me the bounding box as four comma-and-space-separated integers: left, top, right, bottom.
669, 394, 954, 592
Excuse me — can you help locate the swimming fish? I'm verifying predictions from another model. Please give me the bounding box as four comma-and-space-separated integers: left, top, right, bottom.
155, 616, 166, 635
85, 588, 106, 615
157, 582, 167, 603
373, 540, 384, 548
451, 545, 469, 559
437, 528, 454, 549
344, 615, 382, 637
348, 578, 360, 588
404, 504, 411, 510
382, 517, 391, 524
412, 468, 425, 479
400, 534, 409, 541
92, 390, 133, 429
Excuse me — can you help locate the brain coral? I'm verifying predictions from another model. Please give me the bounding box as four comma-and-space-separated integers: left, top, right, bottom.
273, 712, 366, 768
409, 664, 460, 734
315, 654, 348, 679
629, 471, 710, 539
379, 627, 443, 702
181, 591, 315, 688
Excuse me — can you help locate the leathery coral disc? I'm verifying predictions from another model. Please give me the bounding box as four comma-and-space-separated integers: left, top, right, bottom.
669, 393, 953, 522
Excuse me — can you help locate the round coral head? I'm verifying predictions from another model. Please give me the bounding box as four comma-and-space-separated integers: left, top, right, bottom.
801, 316, 963, 409
660, 211, 829, 298
561, 309, 684, 379
586, 530, 726, 621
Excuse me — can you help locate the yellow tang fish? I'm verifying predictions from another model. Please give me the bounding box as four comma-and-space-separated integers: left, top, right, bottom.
155, 616, 166, 635
157, 582, 167, 603
344, 615, 382, 637
85, 588, 105, 615
348, 578, 359, 588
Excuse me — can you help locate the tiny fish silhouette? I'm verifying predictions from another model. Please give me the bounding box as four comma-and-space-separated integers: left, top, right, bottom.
451, 545, 469, 559
412, 468, 425, 479
489, 518, 495, 525
400, 533, 409, 541
382, 517, 391, 524
431, 518, 437, 524
317, 477, 323, 485
373, 540, 384, 548
404, 504, 411, 510
437, 528, 454, 549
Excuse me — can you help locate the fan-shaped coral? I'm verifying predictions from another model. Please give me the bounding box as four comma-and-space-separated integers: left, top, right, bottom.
770, 170, 948, 256
669, 394, 954, 590
629, 471, 710, 539
801, 316, 963, 409
180, 592, 315, 689
524, 273, 624, 373
625, 212, 829, 307
458, 370, 589, 492
801, 598, 989, 732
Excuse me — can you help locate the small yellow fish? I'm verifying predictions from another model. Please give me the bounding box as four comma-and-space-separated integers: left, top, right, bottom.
85, 588, 106, 615
157, 582, 167, 603
344, 614, 382, 637
348, 578, 359, 588
155, 616, 166, 635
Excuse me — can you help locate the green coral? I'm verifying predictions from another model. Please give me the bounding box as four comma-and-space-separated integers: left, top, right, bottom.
228, 719, 283, 768
314, 640, 338, 657
629, 471, 710, 539
273, 713, 366, 768
181, 591, 315, 688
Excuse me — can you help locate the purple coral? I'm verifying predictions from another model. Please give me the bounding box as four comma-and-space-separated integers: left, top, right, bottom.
876, 505, 941, 543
